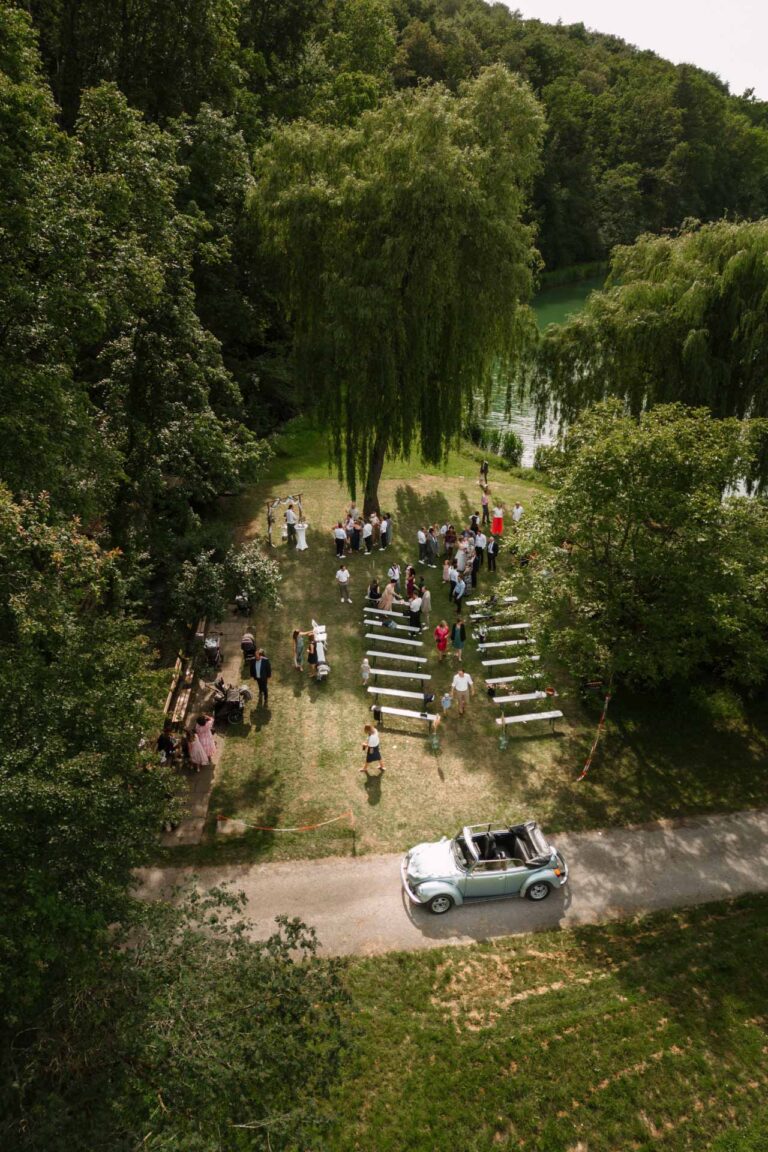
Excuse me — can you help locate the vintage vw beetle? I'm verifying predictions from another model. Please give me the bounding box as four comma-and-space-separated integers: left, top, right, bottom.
401, 820, 568, 914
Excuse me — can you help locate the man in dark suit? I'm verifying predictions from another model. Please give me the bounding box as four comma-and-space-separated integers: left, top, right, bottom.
487, 534, 499, 573
250, 648, 272, 706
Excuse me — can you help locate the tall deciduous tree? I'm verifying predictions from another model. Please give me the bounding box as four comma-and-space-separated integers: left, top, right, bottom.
506, 402, 768, 688
530, 220, 768, 440
254, 64, 544, 512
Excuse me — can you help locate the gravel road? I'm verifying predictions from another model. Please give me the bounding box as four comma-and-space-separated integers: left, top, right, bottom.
137, 808, 768, 956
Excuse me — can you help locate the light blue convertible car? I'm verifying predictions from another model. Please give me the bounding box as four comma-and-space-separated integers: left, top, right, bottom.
401, 820, 568, 914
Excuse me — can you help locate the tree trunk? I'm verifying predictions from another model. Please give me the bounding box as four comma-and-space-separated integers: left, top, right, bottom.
362, 435, 387, 517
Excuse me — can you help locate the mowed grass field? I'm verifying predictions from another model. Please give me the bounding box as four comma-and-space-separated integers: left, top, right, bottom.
326, 896, 768, 1152
165, 419, 768, 865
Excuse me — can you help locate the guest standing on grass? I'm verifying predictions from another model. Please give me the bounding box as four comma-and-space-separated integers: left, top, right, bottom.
405, 564, 416, 598
285, 503, 297, 546
378, 580, 396, 611
451, 668, 475, 715
361, 657, 371, 686
475, 529, 486, 567
487, 534, 499, 572
481, 488, 490, 525
451, 617, 466, 660
480, 460, 489, 484
332, 521, 347, 557
417, 526, 427, 564
362, 518, 373, 553
408, 591, 422, 630
434, 619, 450, 661
448, 560, 459, 602
426, 527, 439, 567
444, 524, 457, 559
370, 511, 380, 547
292, 628, 311, 671
251, 649, 272, 706
454, 574, 466, 614
420, 585, 432, 628
471, 546, 480, 589
512, 501, 524, 525
379, 514, 390, 550
335, 562, 352, 603
360, 722, 385, 774
387, 561, 401, 593
187, 728, 209, 770
491, 503, 504, 536
307, 639, 318, 678
351, 518, 362, 552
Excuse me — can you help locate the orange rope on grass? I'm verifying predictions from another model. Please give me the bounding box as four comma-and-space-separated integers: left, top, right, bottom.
216, 809, 355, 833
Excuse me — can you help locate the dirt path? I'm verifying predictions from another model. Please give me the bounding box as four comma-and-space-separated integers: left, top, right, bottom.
139, 808, 768, 955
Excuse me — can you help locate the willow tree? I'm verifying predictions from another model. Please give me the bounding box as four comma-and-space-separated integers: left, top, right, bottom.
530, 219, 768, 435
253, 65, 544, 512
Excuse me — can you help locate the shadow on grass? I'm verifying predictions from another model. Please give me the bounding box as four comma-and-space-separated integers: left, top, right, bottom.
394, 485, 453, 531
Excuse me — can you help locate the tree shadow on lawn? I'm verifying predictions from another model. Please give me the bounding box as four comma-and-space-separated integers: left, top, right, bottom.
511, 688, 768, 834
394, 484, 453, 529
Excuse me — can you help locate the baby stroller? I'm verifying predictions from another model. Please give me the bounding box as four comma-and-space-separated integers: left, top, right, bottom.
204, 632, 223, 669
209, 678, 253, 724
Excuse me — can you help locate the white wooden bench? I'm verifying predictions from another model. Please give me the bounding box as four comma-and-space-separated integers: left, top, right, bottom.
466, 596, 518, 607
365, 606, 409, 618
495, 709, 563, 730
364, 633, 424, 648
364, 618, 421, 634
366, 650, 427, 665
482, 655, 541, 667
492, 690, 548, 705
486, 673, 542, 686
368, 686, 433, 702
368, 668, 431, 682
371, 704, 437, 730
476, 622, 530, 634
478, 639, 535, 651
469, 611, 517, 621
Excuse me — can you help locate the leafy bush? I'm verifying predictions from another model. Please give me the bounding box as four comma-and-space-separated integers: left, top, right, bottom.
482, 428, 501, 455
464, 419, 483, 446
225, 540, 282, 608
170, 550, 227, 626
533, 443, 562, 473
500, 430, 524, 466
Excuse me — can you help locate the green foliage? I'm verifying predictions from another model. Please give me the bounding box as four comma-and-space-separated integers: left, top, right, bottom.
0, 487, 173, 1021
225, 539, 282, 607
499, 429, 523, 465
505, 402, 768, 688
254, 65, 543, 504
1, 891, 350, 1151
531, 220, 768, 454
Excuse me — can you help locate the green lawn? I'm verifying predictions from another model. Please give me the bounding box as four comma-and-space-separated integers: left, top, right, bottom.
326, 896, 768, 1152
159, 418, 768, 866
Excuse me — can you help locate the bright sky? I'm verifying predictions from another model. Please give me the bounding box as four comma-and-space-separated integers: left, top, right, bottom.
513, 0, 767, 99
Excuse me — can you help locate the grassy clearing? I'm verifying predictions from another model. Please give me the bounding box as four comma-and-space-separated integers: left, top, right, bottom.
160, 418, 768, 866
326, 896, 768, 1152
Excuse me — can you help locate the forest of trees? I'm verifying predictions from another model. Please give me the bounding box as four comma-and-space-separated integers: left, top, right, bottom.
2, 0, 768, 1146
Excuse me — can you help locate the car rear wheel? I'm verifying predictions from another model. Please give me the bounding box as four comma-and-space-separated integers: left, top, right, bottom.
427, 893, 454, 915
525, 881, 551, 902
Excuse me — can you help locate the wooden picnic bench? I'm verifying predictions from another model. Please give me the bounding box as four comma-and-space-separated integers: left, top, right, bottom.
482, 655, 541, 667
371, 704, 437, 730
364, 633, 424, 648
495, 709, 563, 730
368, 686, 433, 702
492, 691, 548, 705
171, 683, 192, 726
368, 668, 432, 683
366, 650, 427, 665
364, 618, 421, 634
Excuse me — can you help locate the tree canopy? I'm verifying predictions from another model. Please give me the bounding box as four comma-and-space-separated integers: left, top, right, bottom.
529, 220, 768, 439
254, 64, 544, 508
507, 402, 768, 689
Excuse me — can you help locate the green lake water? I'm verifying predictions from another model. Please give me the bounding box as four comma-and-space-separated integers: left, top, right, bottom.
484, 275, 603, 465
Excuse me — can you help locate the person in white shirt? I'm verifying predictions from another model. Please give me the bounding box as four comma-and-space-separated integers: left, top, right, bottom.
362, 519, 373, 553
408, 592, 423, 630
451, 668, 474, 715
387, 562, 400, 592
512, 501, 524, 524
285, 503, 297, 546
475, 530, 487, 567
360, 722, 384, 774
332, 522, 347, 557
379, 515, 390, 550
417, 527, 427, 564
335, 563, 352, 603
420, 585, 432, 628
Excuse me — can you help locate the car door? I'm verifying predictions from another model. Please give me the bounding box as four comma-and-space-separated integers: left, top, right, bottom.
503, 860, 528, 896
460, 860, 509, 899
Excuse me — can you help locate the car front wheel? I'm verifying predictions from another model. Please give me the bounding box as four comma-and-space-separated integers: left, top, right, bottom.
427, 893, 454, 915
525, 881, 551, 902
